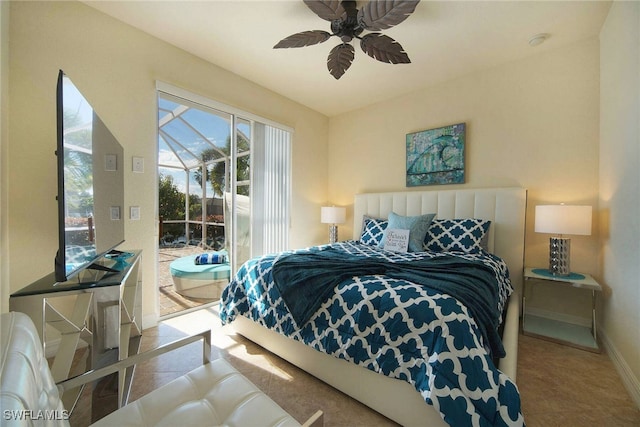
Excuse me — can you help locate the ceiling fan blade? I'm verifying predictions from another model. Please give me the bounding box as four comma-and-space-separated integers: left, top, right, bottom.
327, 43, 355, 79
303, 0, 346, 22
358, 0, 420, 31
360, 33, 410, 64
274, 30, 332, 49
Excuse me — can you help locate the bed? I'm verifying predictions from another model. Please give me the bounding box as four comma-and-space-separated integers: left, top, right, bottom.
220, 187, 526, 426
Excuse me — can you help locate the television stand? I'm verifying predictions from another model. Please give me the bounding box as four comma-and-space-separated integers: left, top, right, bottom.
105, 248, 135, 258
71, 261, 119, 283
71, 251, 137, 285
9, 250, 143, 419
87, 261, 119, 273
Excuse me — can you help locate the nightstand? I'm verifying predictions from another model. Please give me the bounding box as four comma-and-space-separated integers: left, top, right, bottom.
523, 267, 602, 352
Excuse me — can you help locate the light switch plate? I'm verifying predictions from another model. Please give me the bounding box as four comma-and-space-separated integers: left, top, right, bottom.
110, 206, 121, 221
132, 157, 144, 173
105, 154, 117, 171
130, 206, 140, 220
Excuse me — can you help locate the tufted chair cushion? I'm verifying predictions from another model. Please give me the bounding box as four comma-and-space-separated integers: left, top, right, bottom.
2, 312, 314, 427
0, 312, 70, 427
91, 358, 303, 427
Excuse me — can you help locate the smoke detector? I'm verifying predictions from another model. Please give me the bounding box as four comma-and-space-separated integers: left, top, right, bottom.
528, 33, 550, 47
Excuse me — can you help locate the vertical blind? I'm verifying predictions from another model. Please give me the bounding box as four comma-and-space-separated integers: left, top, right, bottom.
264, 125, 291, 253
252, 124, 292, 256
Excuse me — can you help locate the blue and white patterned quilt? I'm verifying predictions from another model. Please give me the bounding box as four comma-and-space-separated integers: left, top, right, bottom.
219, 241, 524, 426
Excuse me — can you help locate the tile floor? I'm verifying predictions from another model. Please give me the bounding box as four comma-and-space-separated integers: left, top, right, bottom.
69, 308, 640, 426
517, 334, 640, 426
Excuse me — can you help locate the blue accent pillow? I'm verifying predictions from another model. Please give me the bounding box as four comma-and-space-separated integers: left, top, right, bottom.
359, 216, 388, 247
424, 218, 491, 253
380, 212, 436, 252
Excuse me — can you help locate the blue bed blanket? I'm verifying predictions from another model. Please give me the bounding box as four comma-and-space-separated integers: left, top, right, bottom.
273, 247, 505, 358
219, 241, 524, 427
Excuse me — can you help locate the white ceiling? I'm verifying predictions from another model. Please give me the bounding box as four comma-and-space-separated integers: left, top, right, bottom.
84, 0, 612, 117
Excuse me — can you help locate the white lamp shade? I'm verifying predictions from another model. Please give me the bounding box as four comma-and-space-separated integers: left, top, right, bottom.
321, 206, 346, 224
535, 205, 592, 236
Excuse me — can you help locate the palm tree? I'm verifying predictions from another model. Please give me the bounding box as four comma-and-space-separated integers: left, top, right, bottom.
194, 134, 250, 197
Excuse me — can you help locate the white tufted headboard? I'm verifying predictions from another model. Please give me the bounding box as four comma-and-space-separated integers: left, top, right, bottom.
353, 187, 527, 294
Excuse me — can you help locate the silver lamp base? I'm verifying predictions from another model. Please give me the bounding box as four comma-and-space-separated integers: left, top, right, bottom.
328, 225, 338, 244
549, 237, 571, 276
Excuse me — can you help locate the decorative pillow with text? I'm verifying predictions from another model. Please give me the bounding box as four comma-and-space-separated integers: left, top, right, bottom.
380, 212, 436, 252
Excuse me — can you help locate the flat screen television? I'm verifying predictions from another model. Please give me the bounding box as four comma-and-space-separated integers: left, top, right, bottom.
54, 70, 126, 283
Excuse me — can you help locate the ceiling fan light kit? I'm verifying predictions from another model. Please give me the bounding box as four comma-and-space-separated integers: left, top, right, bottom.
274, 0, 420, 79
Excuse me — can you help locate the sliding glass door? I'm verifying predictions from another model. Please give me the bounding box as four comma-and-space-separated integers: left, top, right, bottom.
156, 84, 291, 315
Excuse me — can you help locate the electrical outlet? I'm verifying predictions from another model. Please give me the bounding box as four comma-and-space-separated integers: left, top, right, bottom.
132, 157, 144, 173
130, 206, 140, 220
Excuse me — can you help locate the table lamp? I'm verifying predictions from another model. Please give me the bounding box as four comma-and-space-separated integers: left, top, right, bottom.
534, 204, 592, 276
321, 206, 346, 244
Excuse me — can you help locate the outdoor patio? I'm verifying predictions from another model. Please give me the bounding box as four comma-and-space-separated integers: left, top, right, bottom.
158, 245, 220, 318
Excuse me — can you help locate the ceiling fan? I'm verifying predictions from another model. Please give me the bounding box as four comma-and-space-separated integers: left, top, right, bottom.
274, 0, 420, 80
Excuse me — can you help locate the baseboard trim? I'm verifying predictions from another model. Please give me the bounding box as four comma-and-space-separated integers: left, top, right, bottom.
44, 337, 88, 359
143, 312, 158, 330
525, 306, 591, 328
598, 325, 640, 409
44, 337, 60, 359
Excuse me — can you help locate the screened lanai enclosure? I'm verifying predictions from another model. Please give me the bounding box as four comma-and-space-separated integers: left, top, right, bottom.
157, 88, 291, 316
158, 93, 250, 257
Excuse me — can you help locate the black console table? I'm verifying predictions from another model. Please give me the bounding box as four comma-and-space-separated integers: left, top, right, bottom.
9, 250, 142, 417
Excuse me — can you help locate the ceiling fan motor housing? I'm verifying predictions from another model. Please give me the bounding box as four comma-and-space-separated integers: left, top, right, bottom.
332, 17, 364, 43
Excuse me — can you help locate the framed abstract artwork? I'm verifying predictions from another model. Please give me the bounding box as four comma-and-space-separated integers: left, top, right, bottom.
406, 123, 465, 186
